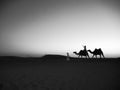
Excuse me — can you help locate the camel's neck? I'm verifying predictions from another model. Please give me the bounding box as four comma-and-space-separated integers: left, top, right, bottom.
88, 50, 93, 54
74, 52, 79, 55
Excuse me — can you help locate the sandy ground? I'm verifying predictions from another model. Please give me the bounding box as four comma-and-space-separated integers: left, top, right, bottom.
0, 58, 120, 90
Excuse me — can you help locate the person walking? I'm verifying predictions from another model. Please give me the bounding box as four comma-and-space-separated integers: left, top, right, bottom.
66, 52, 70, 61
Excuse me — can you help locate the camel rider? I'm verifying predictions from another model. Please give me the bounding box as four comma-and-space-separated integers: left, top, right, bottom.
83, 45, 88, 54
83, 45, 86, 51
79, 45, 87, 53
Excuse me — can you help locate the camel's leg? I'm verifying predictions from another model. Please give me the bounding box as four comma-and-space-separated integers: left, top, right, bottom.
102, 53, 105, 58
95, 55, 97, 58
81, 56, 82, 58
88, 55, 90, 58
102, 54, 104, 58
86, 55, 88, 58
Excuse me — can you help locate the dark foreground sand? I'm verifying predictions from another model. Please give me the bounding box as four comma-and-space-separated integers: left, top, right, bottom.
0, 57, 120, 90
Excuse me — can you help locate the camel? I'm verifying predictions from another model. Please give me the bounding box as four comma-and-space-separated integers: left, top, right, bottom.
88, 48, 105, 58
73, 50, 89, 58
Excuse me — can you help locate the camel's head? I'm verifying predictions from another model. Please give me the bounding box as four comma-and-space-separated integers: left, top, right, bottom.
73, 51, 77, 54
87, 50, 92, 53
73, 51, 76, 53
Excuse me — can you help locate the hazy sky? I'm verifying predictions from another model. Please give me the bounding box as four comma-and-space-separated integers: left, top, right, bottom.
0, 0, 120, 57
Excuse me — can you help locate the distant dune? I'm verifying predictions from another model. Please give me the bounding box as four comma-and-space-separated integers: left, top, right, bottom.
0, 54, 120, 64
41, 54, 67, 59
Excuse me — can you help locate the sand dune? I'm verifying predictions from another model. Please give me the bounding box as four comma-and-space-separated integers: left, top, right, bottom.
0, 55, 120, 90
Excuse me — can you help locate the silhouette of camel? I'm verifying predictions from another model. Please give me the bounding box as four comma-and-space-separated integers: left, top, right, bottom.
88, 48, 105, 58
73, 50, 89, 58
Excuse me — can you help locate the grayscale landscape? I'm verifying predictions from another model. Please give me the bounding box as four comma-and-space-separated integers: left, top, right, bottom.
0, 0, 120, 90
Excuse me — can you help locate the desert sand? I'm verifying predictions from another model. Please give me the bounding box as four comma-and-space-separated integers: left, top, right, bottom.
0, 55, 120, 90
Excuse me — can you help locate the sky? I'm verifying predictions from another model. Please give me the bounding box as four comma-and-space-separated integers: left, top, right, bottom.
0, 0, 120, 57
